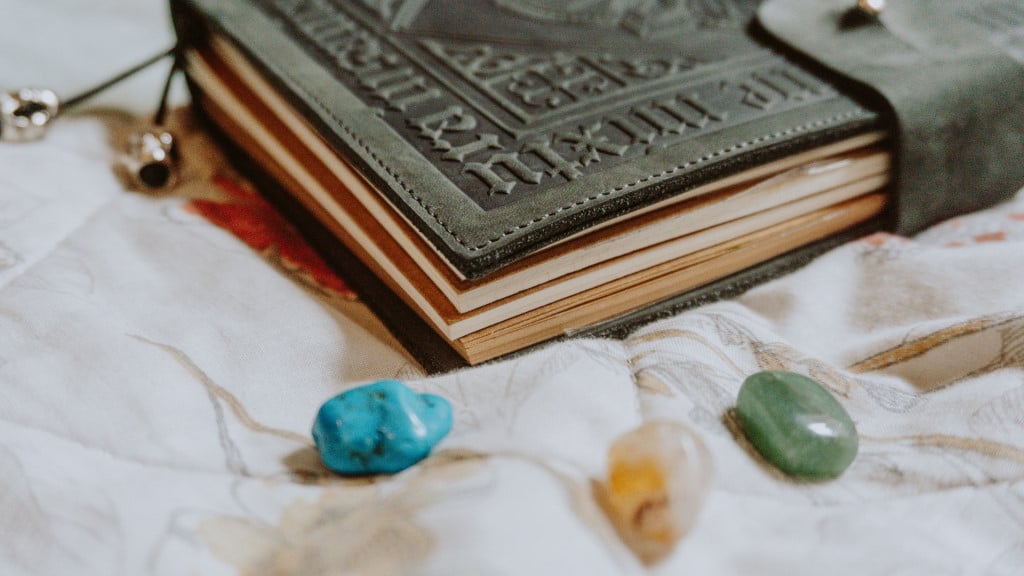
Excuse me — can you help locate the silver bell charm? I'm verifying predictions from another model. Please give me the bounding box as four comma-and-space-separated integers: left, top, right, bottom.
127, 128, 177, 189
0, 88, 60, 142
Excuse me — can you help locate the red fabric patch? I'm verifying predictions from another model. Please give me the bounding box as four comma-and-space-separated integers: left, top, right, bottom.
185, 175, 356, 299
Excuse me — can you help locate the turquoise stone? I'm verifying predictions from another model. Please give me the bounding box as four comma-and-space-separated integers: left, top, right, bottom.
736, 371, 858, 480
312, 380, 452, 475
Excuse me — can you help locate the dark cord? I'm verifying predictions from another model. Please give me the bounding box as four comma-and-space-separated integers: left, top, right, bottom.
153, 49, 182, 126
61, 46, 176, 113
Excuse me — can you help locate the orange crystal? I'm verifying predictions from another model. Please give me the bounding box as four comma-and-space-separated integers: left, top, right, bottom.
602, 421, 713, 563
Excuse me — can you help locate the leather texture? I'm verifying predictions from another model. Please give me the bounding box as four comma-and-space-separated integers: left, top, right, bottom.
174, 0, 878, 278
759, 0, 1024, 235
199, 95, 883, 373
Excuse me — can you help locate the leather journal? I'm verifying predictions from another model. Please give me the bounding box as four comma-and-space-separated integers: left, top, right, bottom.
170, 0, 1024, 372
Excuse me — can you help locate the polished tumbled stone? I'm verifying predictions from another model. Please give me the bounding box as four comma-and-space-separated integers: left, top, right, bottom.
603, 421, 713, 564
312, 379, 452, 475
736, 370, 858, 480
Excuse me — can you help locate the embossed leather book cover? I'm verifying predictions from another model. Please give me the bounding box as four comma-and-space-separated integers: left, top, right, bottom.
172, 0, 896, 368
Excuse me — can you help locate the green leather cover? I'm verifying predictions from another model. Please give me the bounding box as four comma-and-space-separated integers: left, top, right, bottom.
172, 0, 879, 279
759, 0, 1024, 235
198, 98, 883, 373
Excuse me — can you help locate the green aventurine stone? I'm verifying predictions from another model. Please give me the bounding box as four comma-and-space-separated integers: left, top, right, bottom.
736, 371, 858, 480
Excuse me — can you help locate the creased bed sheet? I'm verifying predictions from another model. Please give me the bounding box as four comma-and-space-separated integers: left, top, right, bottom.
2, 4, 1024, 575
2, 107, 1022, 576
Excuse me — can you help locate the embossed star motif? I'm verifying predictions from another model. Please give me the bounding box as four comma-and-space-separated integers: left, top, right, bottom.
558, 123, 628, 167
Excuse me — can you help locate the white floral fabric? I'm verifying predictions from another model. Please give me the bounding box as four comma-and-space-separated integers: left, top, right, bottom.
2, 2, 1023, 575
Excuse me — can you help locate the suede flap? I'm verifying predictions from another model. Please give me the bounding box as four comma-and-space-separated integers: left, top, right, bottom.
759, 0, 1024, 234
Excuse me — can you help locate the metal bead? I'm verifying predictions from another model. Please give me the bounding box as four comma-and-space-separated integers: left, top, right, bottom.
0, 88, 60, 142
127, 128, 178, 189
856, 0, 886, 17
